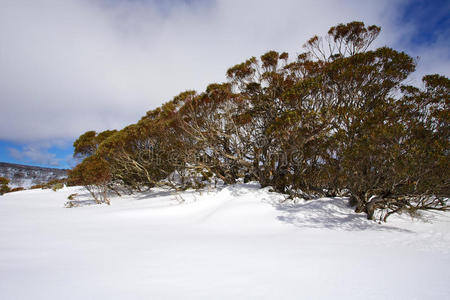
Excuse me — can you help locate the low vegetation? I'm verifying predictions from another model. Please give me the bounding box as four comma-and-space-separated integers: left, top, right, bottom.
0, 177, 10, 195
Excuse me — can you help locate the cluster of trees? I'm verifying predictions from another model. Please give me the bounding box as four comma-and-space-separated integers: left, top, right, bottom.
69, 22, 449, 221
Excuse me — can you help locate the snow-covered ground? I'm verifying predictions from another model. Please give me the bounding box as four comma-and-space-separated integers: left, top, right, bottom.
0, 162, 67, 189
1, 183, 449, 299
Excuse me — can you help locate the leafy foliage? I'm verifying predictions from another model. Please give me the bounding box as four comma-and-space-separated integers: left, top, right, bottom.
0, 176, 10, 195
73, 130, 117, 158
0, 177, 9, 186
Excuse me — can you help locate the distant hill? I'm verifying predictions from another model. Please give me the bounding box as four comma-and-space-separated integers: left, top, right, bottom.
0, 162, 68, 188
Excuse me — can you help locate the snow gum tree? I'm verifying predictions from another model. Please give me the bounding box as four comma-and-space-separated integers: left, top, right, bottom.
69, 21, 449, 221
67, 155, 111, 204
68, 130, 117, 201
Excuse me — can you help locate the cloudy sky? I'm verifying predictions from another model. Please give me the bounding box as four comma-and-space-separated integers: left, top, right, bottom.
0, 0, 449, 168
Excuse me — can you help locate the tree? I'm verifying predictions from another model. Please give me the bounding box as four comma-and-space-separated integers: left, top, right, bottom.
67, 155, 112, 204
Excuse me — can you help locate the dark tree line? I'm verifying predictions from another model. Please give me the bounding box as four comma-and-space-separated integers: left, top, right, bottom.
68, 22, 449, 221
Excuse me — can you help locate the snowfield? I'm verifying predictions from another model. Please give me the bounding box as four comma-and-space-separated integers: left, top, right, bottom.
1, 183, 449, 299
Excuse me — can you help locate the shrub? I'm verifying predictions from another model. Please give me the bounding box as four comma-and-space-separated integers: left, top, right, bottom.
51, 183, 64, 191
0, 185, 10, 195
0, 177, 10, 195
30, 184, 45, 189
0, 177, 9, 186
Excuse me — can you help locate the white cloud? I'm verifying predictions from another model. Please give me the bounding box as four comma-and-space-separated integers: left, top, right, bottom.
0, 0, 448, 143
8, 143, 61, 167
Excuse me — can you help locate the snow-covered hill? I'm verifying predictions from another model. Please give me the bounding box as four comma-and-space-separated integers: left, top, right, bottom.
0, 162, 67, 188
0, 183, 449, 299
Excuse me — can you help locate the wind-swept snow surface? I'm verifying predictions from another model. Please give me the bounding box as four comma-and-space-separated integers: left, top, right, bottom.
1, 184, 449, 299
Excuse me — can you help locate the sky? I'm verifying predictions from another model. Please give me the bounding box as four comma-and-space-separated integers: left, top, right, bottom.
0, 0, 449, 169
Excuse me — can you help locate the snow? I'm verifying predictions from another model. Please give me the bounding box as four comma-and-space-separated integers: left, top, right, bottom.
1, 183, 449, 299
0, 163, 67, 189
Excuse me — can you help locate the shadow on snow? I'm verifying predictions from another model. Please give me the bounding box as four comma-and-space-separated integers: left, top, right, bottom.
266, 197, 413, 233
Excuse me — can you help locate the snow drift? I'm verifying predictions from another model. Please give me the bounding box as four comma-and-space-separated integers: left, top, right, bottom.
0, 183, 449, 299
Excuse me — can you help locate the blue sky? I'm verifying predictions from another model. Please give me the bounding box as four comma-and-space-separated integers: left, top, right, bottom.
398, 0, 449, 46
0, 0, 449, 169
0, 140, 74, 169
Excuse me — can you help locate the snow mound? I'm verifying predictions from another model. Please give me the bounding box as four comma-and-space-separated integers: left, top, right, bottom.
1, 184, 449, 299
